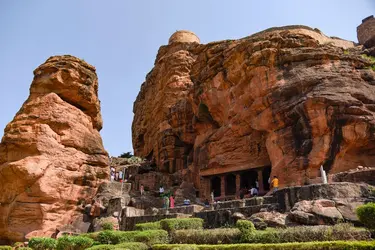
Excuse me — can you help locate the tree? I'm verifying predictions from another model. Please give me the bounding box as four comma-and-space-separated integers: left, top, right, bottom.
119, 152, 133, 158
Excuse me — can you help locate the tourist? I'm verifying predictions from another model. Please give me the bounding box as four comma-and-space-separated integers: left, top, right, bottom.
210, 191, 214, 204
204, 199, 210, 207
119, 170, 123, 182
271, 176, 279, 193
183, 199, 190, 205
115, 171, 119, 181
255, 179, 259, 190
159, 185, 165, 196
140, 184, 144, 195
169, 195, 175, 208
110, 172, 115, 182
164, 195, 170, 209
250, 186, 258, 196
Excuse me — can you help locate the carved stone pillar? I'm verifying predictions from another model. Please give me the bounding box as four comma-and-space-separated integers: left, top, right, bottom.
257, 169, 264, 195
236, 174, 241, 198
220, 175, 225, 199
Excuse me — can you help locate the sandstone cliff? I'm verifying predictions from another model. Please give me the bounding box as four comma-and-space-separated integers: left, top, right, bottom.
0, 55, 109, 242
132, 27, 375, 196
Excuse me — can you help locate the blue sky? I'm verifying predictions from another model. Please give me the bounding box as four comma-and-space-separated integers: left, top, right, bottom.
0, 1, 374, 157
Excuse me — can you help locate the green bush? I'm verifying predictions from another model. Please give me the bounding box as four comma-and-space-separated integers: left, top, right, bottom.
241, 224, 370, 243
0, 246, 12, 250
28, 237, 57, 250
102, 222, 114, 231
18, 248, 33, 250
235, 220, 255, 233
171, 228, 241, 244
236, 220, 256, 243
160, 218, 203, 232
135, 221, 162, 231
80, 232, 100, 241
357, 202, 375, 229
97, 229, 168, 245
86, 242, 148, 250
153, 240, 375, 249
56, 236, 94, 250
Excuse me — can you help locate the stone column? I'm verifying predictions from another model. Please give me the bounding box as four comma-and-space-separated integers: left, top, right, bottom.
220, 175, 225, 200
236, 174, 241, 198
257, 169, 265, 195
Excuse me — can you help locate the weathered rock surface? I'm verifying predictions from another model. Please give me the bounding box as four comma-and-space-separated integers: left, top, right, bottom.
0, 55, 109, 242
132, 26, 375, 198
250, 211, 287, 228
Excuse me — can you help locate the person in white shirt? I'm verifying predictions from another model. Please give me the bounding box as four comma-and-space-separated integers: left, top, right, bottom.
250, 186, 258, 196
159, 186, 165, 196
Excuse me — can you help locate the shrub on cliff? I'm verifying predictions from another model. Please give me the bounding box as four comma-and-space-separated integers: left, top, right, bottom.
56, 236, 94, 250
28, 237, 57, 250
135, 221, 162, 231
171, 228, 241, 244
160, 218, 203, 232
357, 202, 375, 229
97, 230, 168, 245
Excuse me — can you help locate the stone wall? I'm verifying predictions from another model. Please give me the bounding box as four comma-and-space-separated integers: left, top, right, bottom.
357, 15, 375, 48
274, 182, 372, 212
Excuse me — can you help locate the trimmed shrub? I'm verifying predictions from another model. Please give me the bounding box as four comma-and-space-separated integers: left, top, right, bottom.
18, 248, 33, 250
236, 220, 255, 233
97, 229, 168, 245
56, 236, 94, 250
153, 240, 375, 249
0, 247, 12, 250
171, 228, 241, 244
86, 242, 148, 250
160, 218, 203, 232
102, 222, 114, 231
135, 221, 162, 231
357, 202, 375, 229
80, 232, 100, 241
28, 237, 57, 250
242, 224, 370, 243
236, 220, 256, 243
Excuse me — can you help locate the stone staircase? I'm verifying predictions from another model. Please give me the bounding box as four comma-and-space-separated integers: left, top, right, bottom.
119, 196, 279, 230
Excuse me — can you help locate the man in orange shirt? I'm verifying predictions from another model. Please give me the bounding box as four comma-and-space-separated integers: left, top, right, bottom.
271, 176, 279, 193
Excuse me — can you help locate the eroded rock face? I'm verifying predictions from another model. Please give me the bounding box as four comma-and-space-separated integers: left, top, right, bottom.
132, 26, 375, 197
0, 55, 109, 242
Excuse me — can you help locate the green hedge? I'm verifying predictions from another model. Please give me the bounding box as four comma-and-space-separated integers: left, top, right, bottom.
86, 242, 148, 250
241, 224, 371, 243
357, 202, 375, 229
97, 229, 169, 245
171, 228, 241, 244
28, 237, 57, 250
18, 248, 33, 250
56, 236, 94, 250
160, 218, 203, 232
135, 221, 162, 231
0, 247, 12, 250
153, 240, 375, 249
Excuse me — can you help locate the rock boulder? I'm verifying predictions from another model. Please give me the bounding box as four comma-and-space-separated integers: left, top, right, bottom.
0, 55, 109, 242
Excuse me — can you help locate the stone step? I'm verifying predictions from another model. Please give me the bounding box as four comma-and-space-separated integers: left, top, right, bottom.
194, 203, 279, 228
154, 204, 204, 215
212, 196, 276, 210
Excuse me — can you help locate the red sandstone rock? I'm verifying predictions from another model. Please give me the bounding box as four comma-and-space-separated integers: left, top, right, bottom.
132, 27, 375, 199
0, 55, 109, 242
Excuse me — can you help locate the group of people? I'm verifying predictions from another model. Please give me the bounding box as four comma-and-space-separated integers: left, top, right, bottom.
110, 166, 124, 182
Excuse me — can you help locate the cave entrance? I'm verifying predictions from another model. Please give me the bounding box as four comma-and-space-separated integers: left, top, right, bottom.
225, 174, 236, 196
262, 166, 272, 191
240, 170, 258, 190
211, 176, 221, 197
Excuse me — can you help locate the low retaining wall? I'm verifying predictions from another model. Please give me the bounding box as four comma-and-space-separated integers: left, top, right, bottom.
274, 182, 372, 212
